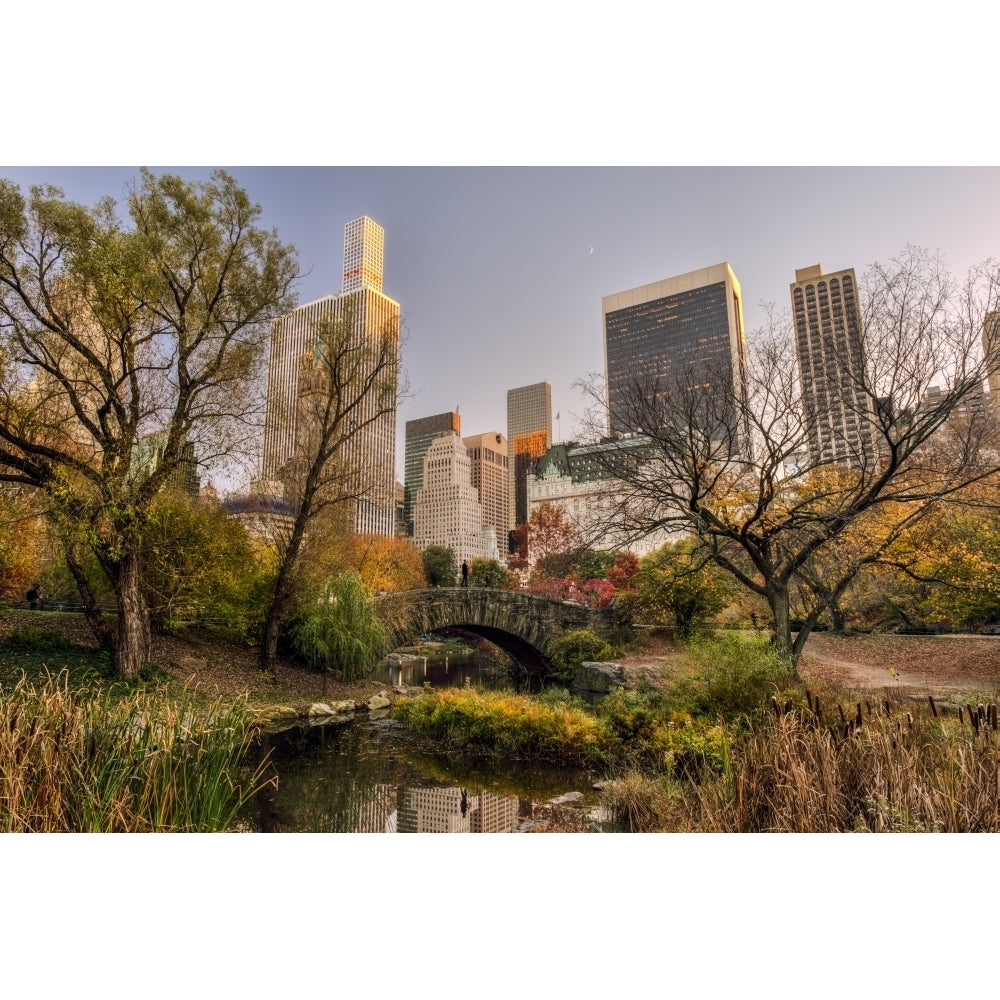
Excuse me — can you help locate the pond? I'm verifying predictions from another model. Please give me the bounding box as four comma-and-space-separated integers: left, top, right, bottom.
242, 712, 612, 833
237, 638, 618, 833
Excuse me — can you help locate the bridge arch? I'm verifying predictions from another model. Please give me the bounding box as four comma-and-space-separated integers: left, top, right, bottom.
375, 589, 626, 676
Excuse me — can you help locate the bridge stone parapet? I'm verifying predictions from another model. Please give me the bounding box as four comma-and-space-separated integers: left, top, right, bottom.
375, 589, 628, 675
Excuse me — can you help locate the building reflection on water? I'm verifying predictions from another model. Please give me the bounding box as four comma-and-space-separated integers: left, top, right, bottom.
248, 717, 587, 833
356, 784, 520, 833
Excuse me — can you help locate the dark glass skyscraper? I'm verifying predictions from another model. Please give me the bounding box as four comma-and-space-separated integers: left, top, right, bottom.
602, 263, 748, 448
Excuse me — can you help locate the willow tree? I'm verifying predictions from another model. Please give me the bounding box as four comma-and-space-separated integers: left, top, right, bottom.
580, 248, 1000, 659
0, 171, 298, 677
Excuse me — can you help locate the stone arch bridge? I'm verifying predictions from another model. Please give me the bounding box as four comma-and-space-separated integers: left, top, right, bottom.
374, 589, 630, 675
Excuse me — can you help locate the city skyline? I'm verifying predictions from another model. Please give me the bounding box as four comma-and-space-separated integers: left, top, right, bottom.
2, 167, 999, 487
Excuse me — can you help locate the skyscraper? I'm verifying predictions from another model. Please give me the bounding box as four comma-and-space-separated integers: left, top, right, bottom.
262, 217, 400, 536
343, 216, 384, 294
412, 432, 500, 566
463, 431, 509, 558
506, 381, 552, 528
403, 411, 461, 536
790, 264, 877, 468
602, 263, 748, 447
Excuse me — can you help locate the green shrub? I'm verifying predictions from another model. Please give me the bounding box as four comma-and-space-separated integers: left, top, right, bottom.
675, 632, 797, 723
393, 688, 611, 767
548, 628, 617, 682
597, 688, 729, 775
142, 491, 274, 643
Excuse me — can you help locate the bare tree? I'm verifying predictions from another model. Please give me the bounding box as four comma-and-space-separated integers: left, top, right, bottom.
0, 171, 298, 676
579, 248, 1000, 659
258, 301, 403, 672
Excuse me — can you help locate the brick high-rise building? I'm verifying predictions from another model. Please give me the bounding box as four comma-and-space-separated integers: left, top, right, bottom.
462, 431, 508, 560
412, 432, 500, 567
403, 411, 461, 537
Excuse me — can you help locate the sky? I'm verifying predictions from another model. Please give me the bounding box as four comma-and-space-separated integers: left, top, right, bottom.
3, 165, 999, 489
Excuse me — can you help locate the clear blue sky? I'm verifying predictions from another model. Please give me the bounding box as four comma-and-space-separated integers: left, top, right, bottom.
3, 166, 998, 487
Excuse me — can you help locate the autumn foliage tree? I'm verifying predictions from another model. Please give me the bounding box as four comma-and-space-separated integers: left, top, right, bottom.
0, 171, 298, 676
141, 490, 275, 641
341, 534, 426, 594
0, 487, 50, 602
525, 502, 584, 580
581, 248, 1000, 659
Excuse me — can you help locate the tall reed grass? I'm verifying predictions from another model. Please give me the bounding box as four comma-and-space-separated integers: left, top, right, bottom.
689, 702, 1000, 832
601, 698, 1000, 832
0, 675, 270, 832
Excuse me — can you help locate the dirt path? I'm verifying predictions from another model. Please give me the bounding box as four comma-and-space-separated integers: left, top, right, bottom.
797, 633, 1000, 694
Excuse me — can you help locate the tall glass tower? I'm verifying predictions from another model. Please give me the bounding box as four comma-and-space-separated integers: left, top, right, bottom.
262, 217, 400, 536
602, 263, 748, 451
506, 381, 552, 529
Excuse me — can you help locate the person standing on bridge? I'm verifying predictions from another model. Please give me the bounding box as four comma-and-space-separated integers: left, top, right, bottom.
461, 561, 469, 587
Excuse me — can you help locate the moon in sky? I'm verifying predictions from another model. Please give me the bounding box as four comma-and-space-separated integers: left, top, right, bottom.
588, 246, 594, 254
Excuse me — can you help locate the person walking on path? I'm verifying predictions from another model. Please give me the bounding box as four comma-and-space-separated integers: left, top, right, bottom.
461, 561, 469, 587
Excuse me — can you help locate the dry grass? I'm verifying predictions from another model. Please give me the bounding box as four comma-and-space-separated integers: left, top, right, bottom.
0, 674, 268, 832
611, 694, 1000, 832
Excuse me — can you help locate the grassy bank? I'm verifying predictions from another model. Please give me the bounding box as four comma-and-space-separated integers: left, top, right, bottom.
0, 624, 270, 832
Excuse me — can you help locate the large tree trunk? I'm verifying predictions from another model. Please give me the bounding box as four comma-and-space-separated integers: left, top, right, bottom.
64, 541, 114, 651
111, 545, 151, 679
767, 584, 795, 661
831, 601, 846, 634
259, 506, 313, 674
260, 563, 296, 674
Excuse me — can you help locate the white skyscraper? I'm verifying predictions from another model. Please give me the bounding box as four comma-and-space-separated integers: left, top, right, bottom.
262, 217, 400, 536
790, 264, 877, 468
413, 433, 500, 567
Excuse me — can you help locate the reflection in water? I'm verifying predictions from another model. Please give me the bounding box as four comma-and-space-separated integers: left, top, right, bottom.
396, 786, 520, 833
382, 649, 516, 691
245, 717, 594, 833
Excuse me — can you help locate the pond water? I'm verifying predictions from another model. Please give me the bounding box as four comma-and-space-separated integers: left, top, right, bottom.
239, 641, 614, 833
242, 713, 610, 833
379, 646, 521, 692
